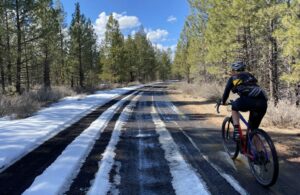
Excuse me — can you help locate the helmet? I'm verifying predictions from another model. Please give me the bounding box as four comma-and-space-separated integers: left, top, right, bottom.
231, 61, 245, 71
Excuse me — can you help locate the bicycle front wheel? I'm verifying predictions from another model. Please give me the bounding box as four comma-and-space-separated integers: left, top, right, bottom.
248, 129, 279, 187
222, 117, 239, 159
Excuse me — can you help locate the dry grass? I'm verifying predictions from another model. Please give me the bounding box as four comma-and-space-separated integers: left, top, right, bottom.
0, 94, 40, 118
28, 86, 76, 103
0, 82, 142, 119
0, 86, 76, 119
173, 81, 300, 129
263, 100, 300, 128
175, 81, 224, 101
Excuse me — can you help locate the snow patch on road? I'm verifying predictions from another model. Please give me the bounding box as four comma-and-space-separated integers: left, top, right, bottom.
164, 100, 248, 195
151, 96, 210, 195
22, 91, 139, 195
87, 93, 141, 195
0, 85, 142, 173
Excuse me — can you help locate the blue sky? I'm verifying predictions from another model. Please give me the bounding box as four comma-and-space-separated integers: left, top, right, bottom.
60, 0, 189, 51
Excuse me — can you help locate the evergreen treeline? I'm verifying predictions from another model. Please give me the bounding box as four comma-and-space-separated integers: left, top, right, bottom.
0, 0, 172, 95
174, 0, 300, 105
100, 15, 172, 83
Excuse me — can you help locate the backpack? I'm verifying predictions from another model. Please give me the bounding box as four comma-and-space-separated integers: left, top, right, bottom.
232, 72, 263, 97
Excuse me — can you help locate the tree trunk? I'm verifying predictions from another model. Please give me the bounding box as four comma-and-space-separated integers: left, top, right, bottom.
59, 28, 65, 85
296, 84, 300, 106
0, 61, 4, 93
16, 0, 22, 94
268, 19, 279, 105
43, 47, 51, 89
0, 39, 5, 93
186, 65, 191, 84
4, 6, 12, 86
78, 32, 84, 87
23, 26, 30, 92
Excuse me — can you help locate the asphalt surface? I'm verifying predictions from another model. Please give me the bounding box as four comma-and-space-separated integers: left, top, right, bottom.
1, 83, 299, 194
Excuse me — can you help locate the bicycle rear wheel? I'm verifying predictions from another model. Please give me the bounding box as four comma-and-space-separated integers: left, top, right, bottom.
248, 129, 279, 187
222, 117, 239, 159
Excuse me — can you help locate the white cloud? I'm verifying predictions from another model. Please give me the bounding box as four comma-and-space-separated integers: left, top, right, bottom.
167, 15, 177, 23
153, 43, 174, 51
93, 12, 140, 42
146, 29, 169, 43
153, 43, 177, 60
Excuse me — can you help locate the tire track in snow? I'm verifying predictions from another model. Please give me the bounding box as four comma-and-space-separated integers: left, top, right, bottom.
87, 93, 142, 195
21, 91, 139, 195
0, 90, 135, 195
111, 88, 175, 195
151, 95, 211, 195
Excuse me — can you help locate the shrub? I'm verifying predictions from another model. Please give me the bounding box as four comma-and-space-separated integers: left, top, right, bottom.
0, 86, 76, 119
175, 81, 224, 101
263, 100, 300, 128
0, 94, 40, 119
26, 86, 75, 103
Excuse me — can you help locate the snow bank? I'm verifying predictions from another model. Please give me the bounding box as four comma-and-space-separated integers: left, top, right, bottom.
22, 91, 139, 195
0, 85, 142, 172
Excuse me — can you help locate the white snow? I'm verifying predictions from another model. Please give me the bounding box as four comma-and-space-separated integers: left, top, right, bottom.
87, 93, 141, 195
0, 85, 142, 173
151, 96, 210, 195
23, 91, 140, 195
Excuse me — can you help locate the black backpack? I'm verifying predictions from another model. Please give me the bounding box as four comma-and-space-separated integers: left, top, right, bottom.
232, 72, 262, 97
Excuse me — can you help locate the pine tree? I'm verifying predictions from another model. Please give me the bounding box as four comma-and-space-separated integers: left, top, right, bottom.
69, 3, 86, 87
101, 14, 124, 83
82, 19, 99, 86
274, 0, 300, 104
35, 0, 60, 89
0, 0, 5, 93
12, 0, 37, 94
53, 0, 67, 85
124, 35, 138, 82
157, 49, 172, 81
134, 27, 157, 82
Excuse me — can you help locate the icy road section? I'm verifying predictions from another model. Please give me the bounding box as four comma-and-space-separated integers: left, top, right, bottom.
88, 93, 142, 195
22, 91, 139, 195
158, 99, 248, 195
151, 96, 210, 195
0, 85, 142, 172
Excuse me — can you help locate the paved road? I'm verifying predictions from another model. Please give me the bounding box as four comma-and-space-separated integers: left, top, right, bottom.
0, 83, 299, 194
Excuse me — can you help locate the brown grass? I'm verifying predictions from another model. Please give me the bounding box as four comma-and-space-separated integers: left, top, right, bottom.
263, 100, 300, 128
0, 82, 142, 119
0, 86, 76, 119
175, 81, 224, 101
173, 81, 300, 129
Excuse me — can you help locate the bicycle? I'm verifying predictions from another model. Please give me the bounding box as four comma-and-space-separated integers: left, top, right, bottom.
216, 100, 279, 187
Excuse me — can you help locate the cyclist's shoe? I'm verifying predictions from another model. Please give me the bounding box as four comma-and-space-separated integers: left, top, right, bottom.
233, 127, 240, 142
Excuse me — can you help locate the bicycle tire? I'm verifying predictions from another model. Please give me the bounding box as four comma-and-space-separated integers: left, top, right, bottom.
248, 129, 279, 187
222, 117, 239, 159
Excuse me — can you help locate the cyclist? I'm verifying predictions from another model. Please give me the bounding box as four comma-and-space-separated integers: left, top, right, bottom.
221, 61, 268, 141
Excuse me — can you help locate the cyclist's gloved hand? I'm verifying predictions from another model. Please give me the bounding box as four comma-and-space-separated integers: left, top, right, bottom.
216, 98, 222, 105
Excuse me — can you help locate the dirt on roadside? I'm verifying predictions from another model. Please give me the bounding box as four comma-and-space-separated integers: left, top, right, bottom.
167, 88, 300, 164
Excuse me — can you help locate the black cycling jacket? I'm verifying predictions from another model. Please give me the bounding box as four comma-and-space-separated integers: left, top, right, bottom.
222, 76, 234, 105
222, 72, 264, 104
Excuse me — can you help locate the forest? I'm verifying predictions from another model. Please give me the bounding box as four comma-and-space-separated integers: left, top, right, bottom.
174, 0, 300, 105
0, 0, 299, 118
0, 0, 172, 95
